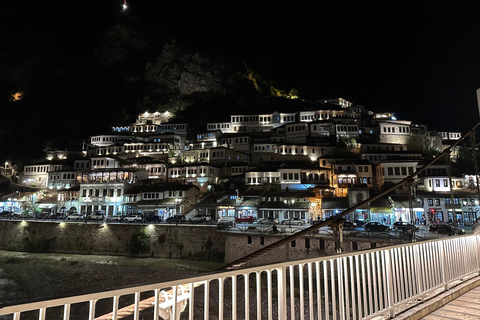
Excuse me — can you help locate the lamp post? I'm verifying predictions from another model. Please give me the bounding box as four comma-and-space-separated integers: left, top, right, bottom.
175, 198, 181, 215
284, 199, 295, 220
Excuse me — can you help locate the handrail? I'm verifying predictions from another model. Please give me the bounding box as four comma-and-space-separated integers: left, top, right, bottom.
2, 123, 479, 319
218, 121, 480, 271
1, 234, 479, 319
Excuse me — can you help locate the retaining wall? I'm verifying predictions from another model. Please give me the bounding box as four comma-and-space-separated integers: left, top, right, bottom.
0, 221, 393, 266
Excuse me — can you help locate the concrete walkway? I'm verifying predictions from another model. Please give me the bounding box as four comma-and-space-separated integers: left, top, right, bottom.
421, 285, 480, 319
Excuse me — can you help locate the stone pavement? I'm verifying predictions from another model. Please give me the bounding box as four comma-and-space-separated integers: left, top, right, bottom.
421, 285, 480, 319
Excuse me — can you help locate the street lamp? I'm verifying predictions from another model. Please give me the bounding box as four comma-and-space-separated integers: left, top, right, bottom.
175, 198, 182, 215
284, 199, 295, 219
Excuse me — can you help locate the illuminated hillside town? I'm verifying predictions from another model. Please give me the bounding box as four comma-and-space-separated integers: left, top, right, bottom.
1, 98, 479, 226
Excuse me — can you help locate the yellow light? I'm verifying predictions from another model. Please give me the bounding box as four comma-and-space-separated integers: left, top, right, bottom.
12, 91, 23, 101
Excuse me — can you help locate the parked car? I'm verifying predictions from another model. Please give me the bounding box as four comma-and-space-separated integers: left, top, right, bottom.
0, 211, 13, 218
87, 212, 106, 221
354, 220, 366, 228
393, 221, 419, 232
106, 215, 124, 222
145, 215, 162, 223
45, 213, 67, 220
257, 217, 279, 224
364, 222, 391, 232
166, 215, 187, 224
234, 216, 255, 223
35, 212, 48, 220
189, 214, 211, 223
280, 218, 305, 226
124, 215, 143, 222
66, 213, 84, 221
343, 220, 357, 230
217, 220, 234, 229
429, 223, 465, 235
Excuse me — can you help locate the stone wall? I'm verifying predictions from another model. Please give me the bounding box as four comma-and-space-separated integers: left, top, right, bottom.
223, 233, 392, 268
0, 221, 393, 266
0, 221, 226, 262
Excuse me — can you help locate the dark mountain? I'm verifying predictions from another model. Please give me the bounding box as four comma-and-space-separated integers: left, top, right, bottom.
1, 10, 303, 163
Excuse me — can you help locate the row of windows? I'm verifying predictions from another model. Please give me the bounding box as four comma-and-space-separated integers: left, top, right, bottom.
283, 173, 300, 181
91, 136, 120, 142
169, 168, 217, 175
426, 198, 477, 206
382, 126, 410, 133
124, 144, 171, 151
142, 191, 185, 199
82, 188, 122, 197
150, 167, 166, 173
159, 124, 186, 131
429, 179, 449, 188
231, 167, 247, 174
93, 160, 110, 166
74, 162, 91, 169
97, 147, 123, 155
336, 125, 358, 132
379, 166, 415, 176
286, 125, 307, 132
280, 147, 320, 154
25, 165, 62, 173
336, 165, 369, 173
207, 123, 230, 130
49, 173, 76, 180
221, 137, 250, 144
254, 145, 272, 151
311, 125, 334, 131
131, 125, 158, 132
231, 116, 263, 123
247, 177, 280, 184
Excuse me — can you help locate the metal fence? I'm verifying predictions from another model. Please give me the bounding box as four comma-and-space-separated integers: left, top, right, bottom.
1, 234, 479, 320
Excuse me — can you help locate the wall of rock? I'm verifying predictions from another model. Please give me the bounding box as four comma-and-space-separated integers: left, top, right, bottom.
0, 221, 393, 267
0, 221, 226, 262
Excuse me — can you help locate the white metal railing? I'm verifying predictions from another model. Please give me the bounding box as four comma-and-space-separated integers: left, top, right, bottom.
1, 235, 479, 320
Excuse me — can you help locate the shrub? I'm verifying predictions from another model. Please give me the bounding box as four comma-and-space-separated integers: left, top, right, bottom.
128, 228, 151, 255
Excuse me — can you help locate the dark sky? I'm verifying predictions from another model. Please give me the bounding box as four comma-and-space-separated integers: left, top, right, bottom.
2, 1, 480, 162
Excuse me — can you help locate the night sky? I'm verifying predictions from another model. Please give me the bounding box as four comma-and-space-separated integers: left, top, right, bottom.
2, 1, 480, 163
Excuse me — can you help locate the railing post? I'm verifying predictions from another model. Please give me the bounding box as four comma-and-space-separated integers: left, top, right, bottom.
438, 240, 448, 291
88, 300, 96, 320
63, 304, 70, 320
244, 274, 250, 320
384, 249, 395, 318
218, 277, 224, 320
189, 282, 195, 320
476, 235, 480, 274
134, 292, 140, 320
111, 295, 119, 320
154, 289, 160, 320
39, 307, 46, 320
232, 276, 237, 320
277, 267, 287, 320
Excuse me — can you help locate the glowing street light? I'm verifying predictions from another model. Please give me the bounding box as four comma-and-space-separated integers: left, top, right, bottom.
284, 199, 295, 219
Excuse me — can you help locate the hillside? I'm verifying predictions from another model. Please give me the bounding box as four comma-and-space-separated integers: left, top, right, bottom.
1, 11, 304, 162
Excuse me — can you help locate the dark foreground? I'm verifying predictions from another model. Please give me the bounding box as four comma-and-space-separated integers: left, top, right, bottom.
0, 250, 223, 306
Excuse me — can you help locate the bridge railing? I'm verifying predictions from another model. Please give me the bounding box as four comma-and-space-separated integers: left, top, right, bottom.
1, 234, 479, 320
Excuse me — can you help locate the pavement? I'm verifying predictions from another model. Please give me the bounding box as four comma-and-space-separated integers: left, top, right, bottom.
420, 285, 480, 319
